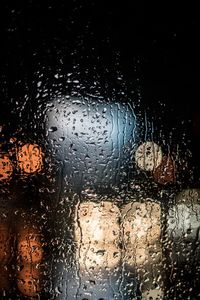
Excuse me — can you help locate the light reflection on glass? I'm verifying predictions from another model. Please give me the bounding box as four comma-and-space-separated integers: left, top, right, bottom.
122, 201, 161, 263
17, 143, 43, 174
142, 288, 163, 300
17, 228, 43, 264
15, 215, 44, 297
0, 155, 13, 181
122, 200, 163, 298
17, 265, 41, 297
75, 201, 121, 271
167, 189, 200, 240
135, 141, 163, 171
165, 189, 200, 298
45, 97, 136, 190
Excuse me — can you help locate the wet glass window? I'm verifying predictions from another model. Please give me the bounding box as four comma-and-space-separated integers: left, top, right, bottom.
0, 2, 200, 299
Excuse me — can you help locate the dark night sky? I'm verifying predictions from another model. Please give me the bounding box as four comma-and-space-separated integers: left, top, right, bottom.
0, 2, 199, 110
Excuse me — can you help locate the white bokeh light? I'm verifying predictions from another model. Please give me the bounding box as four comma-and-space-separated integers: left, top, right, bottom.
167, 189, 200, 240
135, 141, 162, 171
45, 97, 136, 189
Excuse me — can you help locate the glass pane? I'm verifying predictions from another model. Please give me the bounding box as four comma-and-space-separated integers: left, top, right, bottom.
0, 2, 199, 299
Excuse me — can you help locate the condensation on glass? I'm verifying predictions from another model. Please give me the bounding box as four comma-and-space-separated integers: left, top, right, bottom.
0, 94, 199, 300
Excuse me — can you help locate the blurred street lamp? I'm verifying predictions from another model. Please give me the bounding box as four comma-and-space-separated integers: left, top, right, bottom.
75, 201, 121, 272
17, 143, 43, 174
0, 155, 13, 182
122, 200, 163, 298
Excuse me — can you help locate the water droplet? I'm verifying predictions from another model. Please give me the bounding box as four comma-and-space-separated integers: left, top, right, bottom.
48, 126, 57, 132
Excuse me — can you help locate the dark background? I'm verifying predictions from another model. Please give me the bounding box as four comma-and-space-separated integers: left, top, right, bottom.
0, 1, 200, 183
0, 2, 199, 104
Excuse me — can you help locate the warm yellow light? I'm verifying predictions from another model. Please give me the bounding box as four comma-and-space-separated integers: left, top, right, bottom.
17, 143, 43, 174
122, 201, 161, 251
135, 141, 162, 171
75, 201, 120, 243
18, 229, 43, 264
75, 201, 121, 271
142, 288, 163, 300
0, 155, 13, 181
122, 200, 163, 294
17, 265, 41, 297
77, 242, 121, 271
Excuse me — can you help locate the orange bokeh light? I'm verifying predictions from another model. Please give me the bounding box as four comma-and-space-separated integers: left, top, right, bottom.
17, 265, 41, 297
18, 229, 43, 264
17, 143, 43, 174
0, 155, 13, 181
